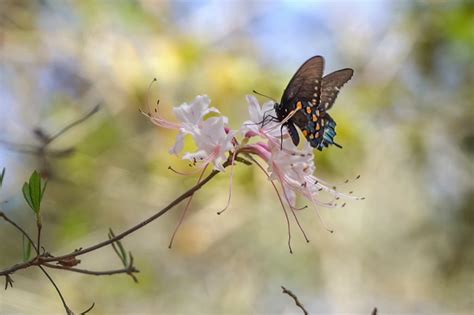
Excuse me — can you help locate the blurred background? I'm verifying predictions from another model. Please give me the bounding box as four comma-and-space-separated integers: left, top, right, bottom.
0, 0, 473, 314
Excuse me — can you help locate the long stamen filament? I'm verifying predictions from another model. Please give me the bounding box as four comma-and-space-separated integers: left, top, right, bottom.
217, 149, 238, 215
168, 164, 209, 248
249, 155, 293, 254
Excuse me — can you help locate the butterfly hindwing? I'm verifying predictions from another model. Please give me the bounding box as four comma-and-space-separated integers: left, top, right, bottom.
294, 101, 325, 150
319, 68, 353, 111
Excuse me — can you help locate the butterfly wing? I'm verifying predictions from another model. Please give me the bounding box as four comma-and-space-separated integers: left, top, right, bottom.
280, 55, 325, 108
295, 109, 340, 151
319, 68, 354, 111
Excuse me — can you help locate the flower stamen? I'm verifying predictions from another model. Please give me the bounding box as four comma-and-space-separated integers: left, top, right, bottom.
250, 156, 294, 253
217, 149, 238, 215
168, 164, 209, 248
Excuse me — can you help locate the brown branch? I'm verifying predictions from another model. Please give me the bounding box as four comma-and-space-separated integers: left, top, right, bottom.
38, 265, 74, 315
0, 211, 38, 253
4, 274, 13, 290
36, 220, 42, 256
281, 285, 309, 315
40, 164, 225, 263
43, 263, 139, 278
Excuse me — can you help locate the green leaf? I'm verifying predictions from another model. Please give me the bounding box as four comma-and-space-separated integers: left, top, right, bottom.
22, 171, 45, 214
28, 171, 42, 213
116, 239, 127, 266
0, 167, 5, 188
22, 235, 32, 262
108, 228, 127, 267
22, 183, 34, 212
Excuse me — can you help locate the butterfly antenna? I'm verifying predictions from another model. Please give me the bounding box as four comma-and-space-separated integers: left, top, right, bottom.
253, 90, 277, 103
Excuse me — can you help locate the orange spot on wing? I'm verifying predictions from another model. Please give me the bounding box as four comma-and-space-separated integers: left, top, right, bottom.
296, 101, 303, 110
312, 114, 317, 122
302, 130, 308, 137
306, 106, 311, 114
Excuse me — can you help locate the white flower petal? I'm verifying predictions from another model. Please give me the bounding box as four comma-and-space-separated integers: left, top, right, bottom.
169, 133, 185, 155
173, 95, 214, 125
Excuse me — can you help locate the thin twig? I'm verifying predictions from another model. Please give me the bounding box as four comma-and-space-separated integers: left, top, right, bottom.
36, 221, 42, 256
41, 164, 225, 263
43, 263, 139, 277
38, 266, 73, 315
0, 211, 38, 253
281, 285, 309, 315
4, 274, 14, 290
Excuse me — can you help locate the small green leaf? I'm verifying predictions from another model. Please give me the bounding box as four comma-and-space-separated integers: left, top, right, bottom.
22, 235, 32, 262
116, 239, 127, 266
108, 228, 127, 267
28, 171, 42, 213
0, 167, 5, 188
22, 183, 34, 212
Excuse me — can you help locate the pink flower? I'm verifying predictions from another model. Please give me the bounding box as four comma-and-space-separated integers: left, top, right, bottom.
182, 116, 235, 172
141, 95, 234, 171
240, 95, 280, 138
143, 93, 363, 251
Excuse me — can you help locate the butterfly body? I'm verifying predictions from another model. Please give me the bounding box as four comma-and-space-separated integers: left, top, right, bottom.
274, 56, 353, 151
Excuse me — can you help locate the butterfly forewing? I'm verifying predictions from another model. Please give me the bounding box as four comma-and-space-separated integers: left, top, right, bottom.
319, 68, 353, 111
280, 56, 324, 108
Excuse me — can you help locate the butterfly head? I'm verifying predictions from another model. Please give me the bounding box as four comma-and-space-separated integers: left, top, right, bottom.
273, 101, 290, 123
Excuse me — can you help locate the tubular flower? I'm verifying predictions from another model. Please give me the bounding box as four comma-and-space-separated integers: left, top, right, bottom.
141, 95, 232, 171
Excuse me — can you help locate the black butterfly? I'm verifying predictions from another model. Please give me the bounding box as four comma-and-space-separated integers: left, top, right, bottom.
274, 55, 353, 151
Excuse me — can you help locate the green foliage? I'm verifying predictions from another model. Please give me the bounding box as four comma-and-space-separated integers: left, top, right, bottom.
108, 228, 128, 267
22, 171, 47, 215
22, 235, 32, 262
0, 167, 5, 188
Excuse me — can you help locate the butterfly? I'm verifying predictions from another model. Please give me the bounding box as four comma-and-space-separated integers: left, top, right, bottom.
274, 55, 353, 151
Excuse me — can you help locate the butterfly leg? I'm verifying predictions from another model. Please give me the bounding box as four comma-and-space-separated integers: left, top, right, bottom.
280, 124, 285, 150
261, 112, 279, 128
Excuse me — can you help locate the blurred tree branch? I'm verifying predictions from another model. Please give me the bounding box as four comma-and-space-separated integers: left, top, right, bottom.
0, 104, 100, 178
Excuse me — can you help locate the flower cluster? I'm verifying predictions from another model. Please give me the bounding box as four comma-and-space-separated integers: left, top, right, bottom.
141, 94, 362, 251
